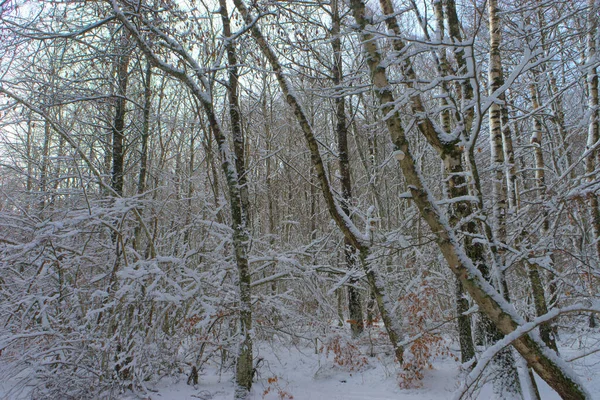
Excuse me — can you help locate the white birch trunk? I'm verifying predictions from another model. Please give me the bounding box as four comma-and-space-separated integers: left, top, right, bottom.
348, 0, 589, 397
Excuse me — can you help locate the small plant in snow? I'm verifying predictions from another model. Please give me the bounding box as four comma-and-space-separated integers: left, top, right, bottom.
398, 277, 451, 388
262, 376, 293, 400
319, 333, 369, 371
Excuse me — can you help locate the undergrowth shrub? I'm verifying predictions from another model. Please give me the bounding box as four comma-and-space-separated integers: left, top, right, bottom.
398, 276, 452, 388
319, 332, 368, 371
262, 376, 293, 400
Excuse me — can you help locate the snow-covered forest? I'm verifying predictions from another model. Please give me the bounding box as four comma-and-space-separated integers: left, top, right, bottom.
1, 0, 599, 398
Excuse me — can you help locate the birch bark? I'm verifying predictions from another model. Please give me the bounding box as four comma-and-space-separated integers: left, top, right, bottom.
348, 0, 589, 397
218, 1, 254, 394
585, 0, 600, 328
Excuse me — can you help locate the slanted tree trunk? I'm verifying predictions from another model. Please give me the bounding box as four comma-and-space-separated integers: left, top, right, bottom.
348, 0, 589, 397
383, 0, 506, 376
232, 0, 405, 365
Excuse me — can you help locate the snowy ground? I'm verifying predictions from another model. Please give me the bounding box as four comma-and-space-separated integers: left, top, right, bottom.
120, 343, 459, 400
118, 335, 600, 400
2, 333, 599, 399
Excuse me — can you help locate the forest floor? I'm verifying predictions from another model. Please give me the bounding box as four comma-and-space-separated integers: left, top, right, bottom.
1, 329, 599, 399
119, 330, 600, 400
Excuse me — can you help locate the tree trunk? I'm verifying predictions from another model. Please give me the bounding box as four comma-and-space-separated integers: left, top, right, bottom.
585, 0, 600, 327
500, 99, 518, 211
25, 114, 33, 195
348, 0, 589, 397
134, 62, 152, 253
232, 0, 405, 364
111, 30, 131, 197
431, 0, 475, 364
528, 83, 558, 351
487, 1, 524, 395
39, 119, 51, 212
331, 0, 364, 338
433, 0, 453, 133
455, 277, 475, 363
219, 1, 254, 396
106, 29, 131, 293
445, 0, 475, 130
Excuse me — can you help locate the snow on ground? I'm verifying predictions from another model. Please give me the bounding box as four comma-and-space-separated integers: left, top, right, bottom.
0, 368, 32, 400
121, 342, 461, 400
2, 333, 599, 399
118, 334, 600, 400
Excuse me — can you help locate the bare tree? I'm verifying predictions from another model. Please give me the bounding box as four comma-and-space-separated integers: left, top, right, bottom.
231, 0, 406, 364
347, 0, 590, 397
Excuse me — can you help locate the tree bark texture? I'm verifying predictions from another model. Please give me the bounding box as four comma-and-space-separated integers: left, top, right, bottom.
232, 0, 405, 364
349, 0, 588, 397
111, 30, 131, 197
219, 1, 254, 395
331, 0, 364, 338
